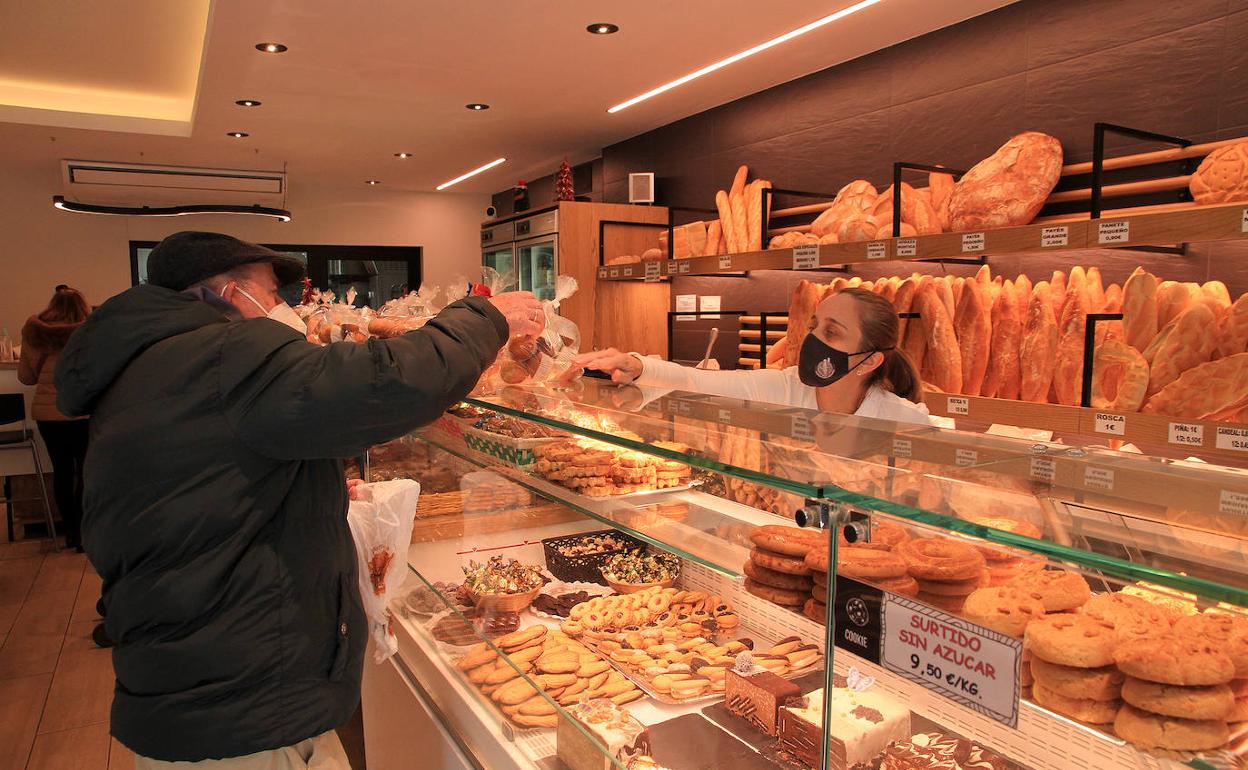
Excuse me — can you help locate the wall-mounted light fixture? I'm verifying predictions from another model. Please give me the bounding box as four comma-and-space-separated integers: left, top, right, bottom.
52, 196, 292, 222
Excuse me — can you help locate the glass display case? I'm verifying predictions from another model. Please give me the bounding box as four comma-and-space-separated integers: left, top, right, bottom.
362, 379, 1248, 770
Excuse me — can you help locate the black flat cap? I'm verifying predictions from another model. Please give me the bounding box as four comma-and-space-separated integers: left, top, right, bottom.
146, 231, 305, 290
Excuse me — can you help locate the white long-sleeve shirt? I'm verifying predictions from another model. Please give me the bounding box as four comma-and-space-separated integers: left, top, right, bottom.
636, 357, 934, 426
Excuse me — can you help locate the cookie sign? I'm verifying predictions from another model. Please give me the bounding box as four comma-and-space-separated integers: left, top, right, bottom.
882, 595, 1021, 727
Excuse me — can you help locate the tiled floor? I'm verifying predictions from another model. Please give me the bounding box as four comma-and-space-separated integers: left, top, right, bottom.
0, 539, 132, 770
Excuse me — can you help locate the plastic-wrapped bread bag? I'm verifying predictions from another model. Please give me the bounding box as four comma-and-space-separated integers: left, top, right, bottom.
346, 479, 421, 662
475, 270, 583, 392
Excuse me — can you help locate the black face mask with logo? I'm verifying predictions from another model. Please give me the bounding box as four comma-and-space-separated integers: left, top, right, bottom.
797, 333, 887, 387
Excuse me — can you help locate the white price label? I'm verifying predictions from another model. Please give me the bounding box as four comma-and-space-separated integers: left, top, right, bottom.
679, 260, 691, 274
1097, 220, 1130, 244
1084, 467, 1115, 490
623, 266, 634, 277
867, 241, 887, 260
882, 595, 1021, 727
644, 261, 660, 278
666, 260, 678, 275
598, 267, 608, 279
717, 409, 733, 424
791, 414, 815, 442
896, 238, 917, 257
892, 438, 912, 458
1168, 422, 1204, 447
1093, 412, 1126, 436
1216, 427, 1248, 452
666, 399, 679, 413
609, 268, 619, 278
961, 232, 985, 252
1242, 208, 1248, 233
1041, 226, 1069, 248
956, 449, 978, 467
718, 255, 732, 271
792, 243, 819, 270
947, 396, 969, 416
1220, 490, 1248, 516
1030, 457, 1056, 482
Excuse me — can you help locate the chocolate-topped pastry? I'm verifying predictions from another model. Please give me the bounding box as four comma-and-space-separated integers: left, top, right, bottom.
724, 654, 802, 736
881, 732, 1011, 770
777, 668, 911, 769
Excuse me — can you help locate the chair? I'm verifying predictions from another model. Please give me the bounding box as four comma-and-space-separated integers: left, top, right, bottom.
0, 393, 57, 543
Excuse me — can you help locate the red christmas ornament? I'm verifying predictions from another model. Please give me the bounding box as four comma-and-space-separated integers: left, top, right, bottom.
554, 159, 575, 202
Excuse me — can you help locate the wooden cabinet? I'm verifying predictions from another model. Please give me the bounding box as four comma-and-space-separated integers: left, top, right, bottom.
553, 201, 669, 357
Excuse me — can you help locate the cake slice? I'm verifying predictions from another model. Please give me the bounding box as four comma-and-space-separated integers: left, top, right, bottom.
777, 672, 911, 769
725, 657, 801, 735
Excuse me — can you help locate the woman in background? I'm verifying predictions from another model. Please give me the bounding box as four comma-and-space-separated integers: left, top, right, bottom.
18, 285, 91, 551
575, 287, 931, 425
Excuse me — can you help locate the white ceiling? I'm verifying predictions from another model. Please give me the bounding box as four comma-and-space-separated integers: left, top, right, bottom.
0, 0, 1014, 198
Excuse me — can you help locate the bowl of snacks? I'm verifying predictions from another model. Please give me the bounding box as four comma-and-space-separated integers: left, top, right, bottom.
462, 555, 546, 612
601, 549, 680, 594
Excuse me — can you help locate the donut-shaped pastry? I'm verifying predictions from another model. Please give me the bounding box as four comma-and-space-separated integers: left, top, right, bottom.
837, 547, 909, 579
750, 525, 821, 557
1090, 339, 1149, 412
897, 537, 986, 581
750, 547, 811, 576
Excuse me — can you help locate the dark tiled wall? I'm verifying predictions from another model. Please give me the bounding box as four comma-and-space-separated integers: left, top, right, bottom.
601, 0, 1248, 208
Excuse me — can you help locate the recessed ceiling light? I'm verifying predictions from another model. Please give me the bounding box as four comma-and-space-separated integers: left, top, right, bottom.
365, 180, 381, 185
465, 103, 490, 111
607, 0, 885, 113
235, 99, 262, 107
394, 152, 413, 159
587, 23, 619, 34
227, 131, 249, 138
436, 157, 507, 191
256, 42, 287, 53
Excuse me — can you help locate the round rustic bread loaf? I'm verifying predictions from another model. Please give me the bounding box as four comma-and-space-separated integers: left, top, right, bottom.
1189, 141, 1248, 205
949, 132, 1063, 231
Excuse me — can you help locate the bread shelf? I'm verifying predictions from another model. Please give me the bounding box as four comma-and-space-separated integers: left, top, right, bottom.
596, 201, 1248, 281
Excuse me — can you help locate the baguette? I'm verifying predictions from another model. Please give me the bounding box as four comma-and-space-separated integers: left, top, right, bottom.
1019, 294, 1059, 403
783, 280, 823, 368
902, 276, 933, 374
1147, 304, 1218, 396
917, 283, 962, 394
1122, 267, 1158, 352
730, 165, 749, 203
685, 221, 707, 258
1053, 290, 1088, 406
704, 220, 722, 257
715, 190, 738, 256
729, 185, 749, 254
1086, 266, 1106, 312
954, 279, 992, 396
983, 280, 1021, 400
745, 181, 763, 252
1014, 274, 1033, 325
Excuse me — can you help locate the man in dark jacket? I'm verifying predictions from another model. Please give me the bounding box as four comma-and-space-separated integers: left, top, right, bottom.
55, 231, 541, 767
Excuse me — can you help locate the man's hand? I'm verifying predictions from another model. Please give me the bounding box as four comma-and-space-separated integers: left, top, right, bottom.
573, 348, 644, 384
347, 478, 365, 500
489, 291, 544, 339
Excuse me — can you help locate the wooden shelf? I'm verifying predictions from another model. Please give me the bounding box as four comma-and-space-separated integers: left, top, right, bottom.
922, 392, 1248, 463
596, 201, 1248, 281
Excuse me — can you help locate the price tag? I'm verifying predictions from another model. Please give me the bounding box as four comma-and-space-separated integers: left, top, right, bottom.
1041, 226, 1068, 248
792, 243, 819, 270
644, 261, 660, 282
666, 399, 679, 414
623, 266, 633, 277
1084, 467, 1115, 490
1220, 490, 1248, 516
947, 396, 969, 416
961, 233, 985, 252
1242, 208, 1247, 233
1097, 220, 1130, 244
678, 260, 691, 274
867, 241, 887, 260
718, 255, 732, 271
1216, 427, 1248, 452
598, 267, 608, 279
1168, 422, 1204, 447
666, 260, 678, 275
896, 238, 917, 257
717, 408, 733, 424
1093, 412, 1126, 436
892, 438, 912, 458
791, 414, 815, 442
1030, 457, 1056, 482
955, 448, 978, 467
881, 595, 1021, 727
609, 267, 620, 278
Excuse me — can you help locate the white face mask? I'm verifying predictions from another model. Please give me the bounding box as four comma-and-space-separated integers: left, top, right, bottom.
230, 285, 307, 335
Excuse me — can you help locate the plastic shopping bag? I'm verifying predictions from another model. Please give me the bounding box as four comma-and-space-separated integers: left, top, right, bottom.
346, 479, 421, 663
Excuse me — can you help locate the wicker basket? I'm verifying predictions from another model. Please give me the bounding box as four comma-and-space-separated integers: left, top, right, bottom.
541, 530, 646, 585
604, 575, 677, 594
465, 585, 541, 613
462, 425, 558, 468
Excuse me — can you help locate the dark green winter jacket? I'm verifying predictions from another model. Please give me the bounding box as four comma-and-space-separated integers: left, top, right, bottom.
55, 284, 507, 761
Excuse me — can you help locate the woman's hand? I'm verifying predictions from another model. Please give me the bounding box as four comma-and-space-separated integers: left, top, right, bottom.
573, 348, 644, 384
347, 478, 366, 500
